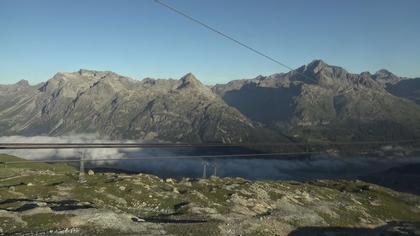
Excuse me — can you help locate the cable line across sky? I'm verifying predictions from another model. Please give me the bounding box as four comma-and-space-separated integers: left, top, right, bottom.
154, 0, 319, 83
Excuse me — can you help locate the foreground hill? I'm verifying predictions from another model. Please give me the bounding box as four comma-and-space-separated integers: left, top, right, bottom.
1, 154, 420, 235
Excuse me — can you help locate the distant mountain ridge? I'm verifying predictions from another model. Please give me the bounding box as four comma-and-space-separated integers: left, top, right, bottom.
213, 60, 420, 141
1, 60, 419, 142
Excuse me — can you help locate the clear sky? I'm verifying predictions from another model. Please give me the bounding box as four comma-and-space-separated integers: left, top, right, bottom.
1, 0, 420, 85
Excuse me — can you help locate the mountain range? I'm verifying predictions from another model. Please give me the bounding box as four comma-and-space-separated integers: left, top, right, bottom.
1, 60, 419, 143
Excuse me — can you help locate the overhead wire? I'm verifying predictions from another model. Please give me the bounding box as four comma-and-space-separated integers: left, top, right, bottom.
1, 151, 323, 165
153, 0, 319, 83
0, 138, 419, 149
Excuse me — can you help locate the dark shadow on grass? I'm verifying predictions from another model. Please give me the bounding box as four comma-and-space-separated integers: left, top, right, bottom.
0, 199, 94, 212
288, 221, 420, 236
360, 163, 420, 196
0, 182, 26, 189
137, 201, 209, 224
142, 218, 207, 224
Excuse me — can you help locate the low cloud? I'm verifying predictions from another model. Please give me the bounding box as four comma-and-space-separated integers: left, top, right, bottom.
0, 135, 143, 164
1, 135, 419, 180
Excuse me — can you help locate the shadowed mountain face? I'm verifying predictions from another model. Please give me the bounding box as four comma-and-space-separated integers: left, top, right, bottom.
221, 83, 300, 126
1, 60, 420, 142
387, 78, 420, 105
213, 60, 420, 140
288, 221, 420, 236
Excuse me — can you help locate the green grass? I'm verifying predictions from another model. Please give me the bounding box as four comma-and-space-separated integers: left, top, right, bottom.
0, 154, 76, 173
165, 222, 221, 236
303, 180, 420, 226
21, 213, 72, 232
0, 214, 73, 234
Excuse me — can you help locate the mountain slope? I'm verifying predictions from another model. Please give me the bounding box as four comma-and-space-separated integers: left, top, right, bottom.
387, 78, 420, 105
1, 61, 419, 143
213, 60, 420, 141
0, 70, 282, 143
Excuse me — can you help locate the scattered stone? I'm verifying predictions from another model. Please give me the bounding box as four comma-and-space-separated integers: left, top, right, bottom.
131, 216, 145, 222
182, 181, 192, 187
224, 184, 240, 191
37, 202, 48, 207
1, 156, 420, 236
172, 187, 180, 194
104, 193, 127, 205
165, 178, 175, 184
96, 187, 106, 193
88, 169, 95, 176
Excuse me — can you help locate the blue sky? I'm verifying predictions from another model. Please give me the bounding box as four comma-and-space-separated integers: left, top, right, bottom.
1, 0, 420, 85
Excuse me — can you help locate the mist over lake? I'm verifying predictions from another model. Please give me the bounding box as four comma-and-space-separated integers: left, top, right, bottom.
88, 149, 420, 181
2, 135, 420, 192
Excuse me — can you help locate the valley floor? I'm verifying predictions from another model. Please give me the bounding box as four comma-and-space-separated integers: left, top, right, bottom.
0, 154, 420, 236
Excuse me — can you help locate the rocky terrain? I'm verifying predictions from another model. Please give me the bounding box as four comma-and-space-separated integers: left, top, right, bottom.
0, 71, 281, 143
1, 154, 420, 235
213, 60, 420, 141
1, 59, 420, 143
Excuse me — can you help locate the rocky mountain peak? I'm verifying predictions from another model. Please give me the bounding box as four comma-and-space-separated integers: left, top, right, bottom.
78, 69, 118, 78
307, 59, 328, 71
178, 73, 202, 89
78, 69, 98, 76
15, 80, 30, 87
373, 69, 401, 85
375, 69, 395, 77
297, 59, 339, 76
39, 69, 118, 95
292, 60, 350, 86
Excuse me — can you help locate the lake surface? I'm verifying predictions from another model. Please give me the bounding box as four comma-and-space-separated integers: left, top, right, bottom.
4, 146, 420, 194
82, 147, 420, 181
83, 147, 420, 195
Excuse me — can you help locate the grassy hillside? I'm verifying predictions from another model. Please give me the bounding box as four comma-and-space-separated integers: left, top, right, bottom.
1, 154, 420, 235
